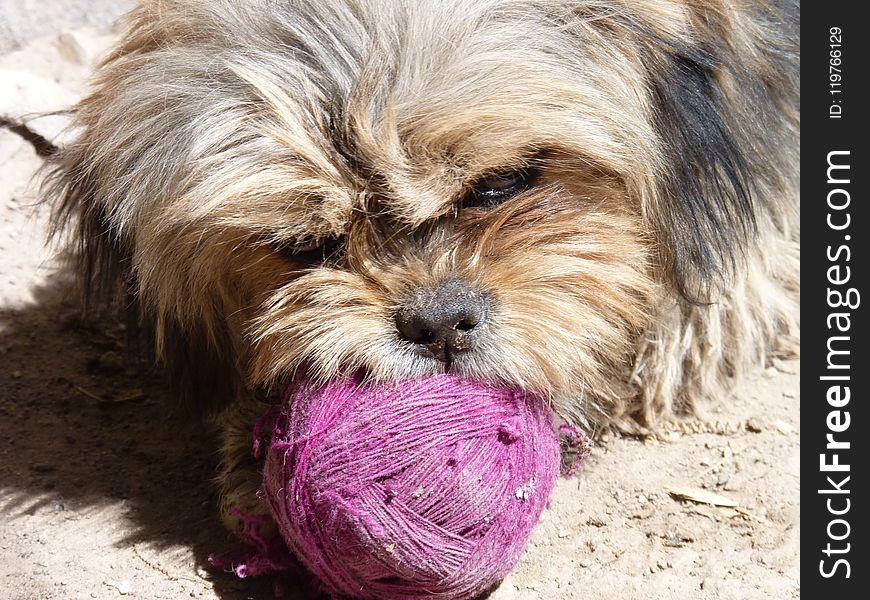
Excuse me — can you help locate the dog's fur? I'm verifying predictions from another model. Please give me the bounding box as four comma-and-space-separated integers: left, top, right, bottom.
43, 0, 799, 528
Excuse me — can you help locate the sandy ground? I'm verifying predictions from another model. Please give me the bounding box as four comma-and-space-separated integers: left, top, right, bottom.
0, 18, 800, 600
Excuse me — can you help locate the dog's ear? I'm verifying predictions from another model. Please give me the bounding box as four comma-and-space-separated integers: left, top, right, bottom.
640, 0, 798, 302
565, 2, 797, 302
642, 39, 756, 303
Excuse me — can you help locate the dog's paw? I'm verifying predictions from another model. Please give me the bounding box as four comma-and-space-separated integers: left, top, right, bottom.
215, 398, 276, 536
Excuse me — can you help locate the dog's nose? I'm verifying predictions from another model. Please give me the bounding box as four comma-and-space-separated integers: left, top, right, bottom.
395, 278, 488, 361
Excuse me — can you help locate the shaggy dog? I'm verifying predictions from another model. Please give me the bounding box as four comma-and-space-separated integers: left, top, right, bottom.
43, 0, 799, 530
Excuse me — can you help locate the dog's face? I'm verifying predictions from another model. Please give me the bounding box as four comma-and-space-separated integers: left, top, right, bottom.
47, 0, 797, 425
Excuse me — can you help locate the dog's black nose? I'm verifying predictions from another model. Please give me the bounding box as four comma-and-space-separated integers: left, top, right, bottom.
395, 278, 488, 362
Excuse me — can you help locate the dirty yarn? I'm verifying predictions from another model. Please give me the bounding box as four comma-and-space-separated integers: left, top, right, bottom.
262, 375, 574, 600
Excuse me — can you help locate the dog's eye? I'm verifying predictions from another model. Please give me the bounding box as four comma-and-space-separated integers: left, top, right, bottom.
276, 235, 344, 264
463, 166, 538, 208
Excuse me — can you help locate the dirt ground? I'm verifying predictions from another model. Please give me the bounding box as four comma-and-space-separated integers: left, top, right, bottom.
0, 17, 800, 600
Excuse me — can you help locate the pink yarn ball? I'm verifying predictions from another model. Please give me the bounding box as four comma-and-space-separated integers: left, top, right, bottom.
263, 375, 564, 600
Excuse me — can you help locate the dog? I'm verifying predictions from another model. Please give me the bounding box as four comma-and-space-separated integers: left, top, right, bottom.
43, 0, 799, 533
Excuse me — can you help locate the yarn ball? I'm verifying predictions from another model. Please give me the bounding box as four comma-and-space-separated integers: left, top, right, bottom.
263, 375, 564, 600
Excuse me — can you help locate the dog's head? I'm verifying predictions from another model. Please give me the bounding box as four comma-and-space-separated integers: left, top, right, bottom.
44, 0, 796, 425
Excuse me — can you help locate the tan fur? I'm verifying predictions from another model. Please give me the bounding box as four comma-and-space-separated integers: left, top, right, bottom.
43, 0, 800, 527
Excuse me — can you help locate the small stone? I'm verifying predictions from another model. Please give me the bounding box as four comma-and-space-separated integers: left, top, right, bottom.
57, 31, 87, 64
723, 476, 743, 492
104, 580, 133, 595
745, 419, 764, 433
631, 505, 656, 520
579, 559, 593, 568
773, 420, 796, 435
97, 351, 125, 373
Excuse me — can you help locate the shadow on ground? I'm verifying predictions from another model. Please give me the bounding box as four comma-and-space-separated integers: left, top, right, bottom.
0, 264, 298, 599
